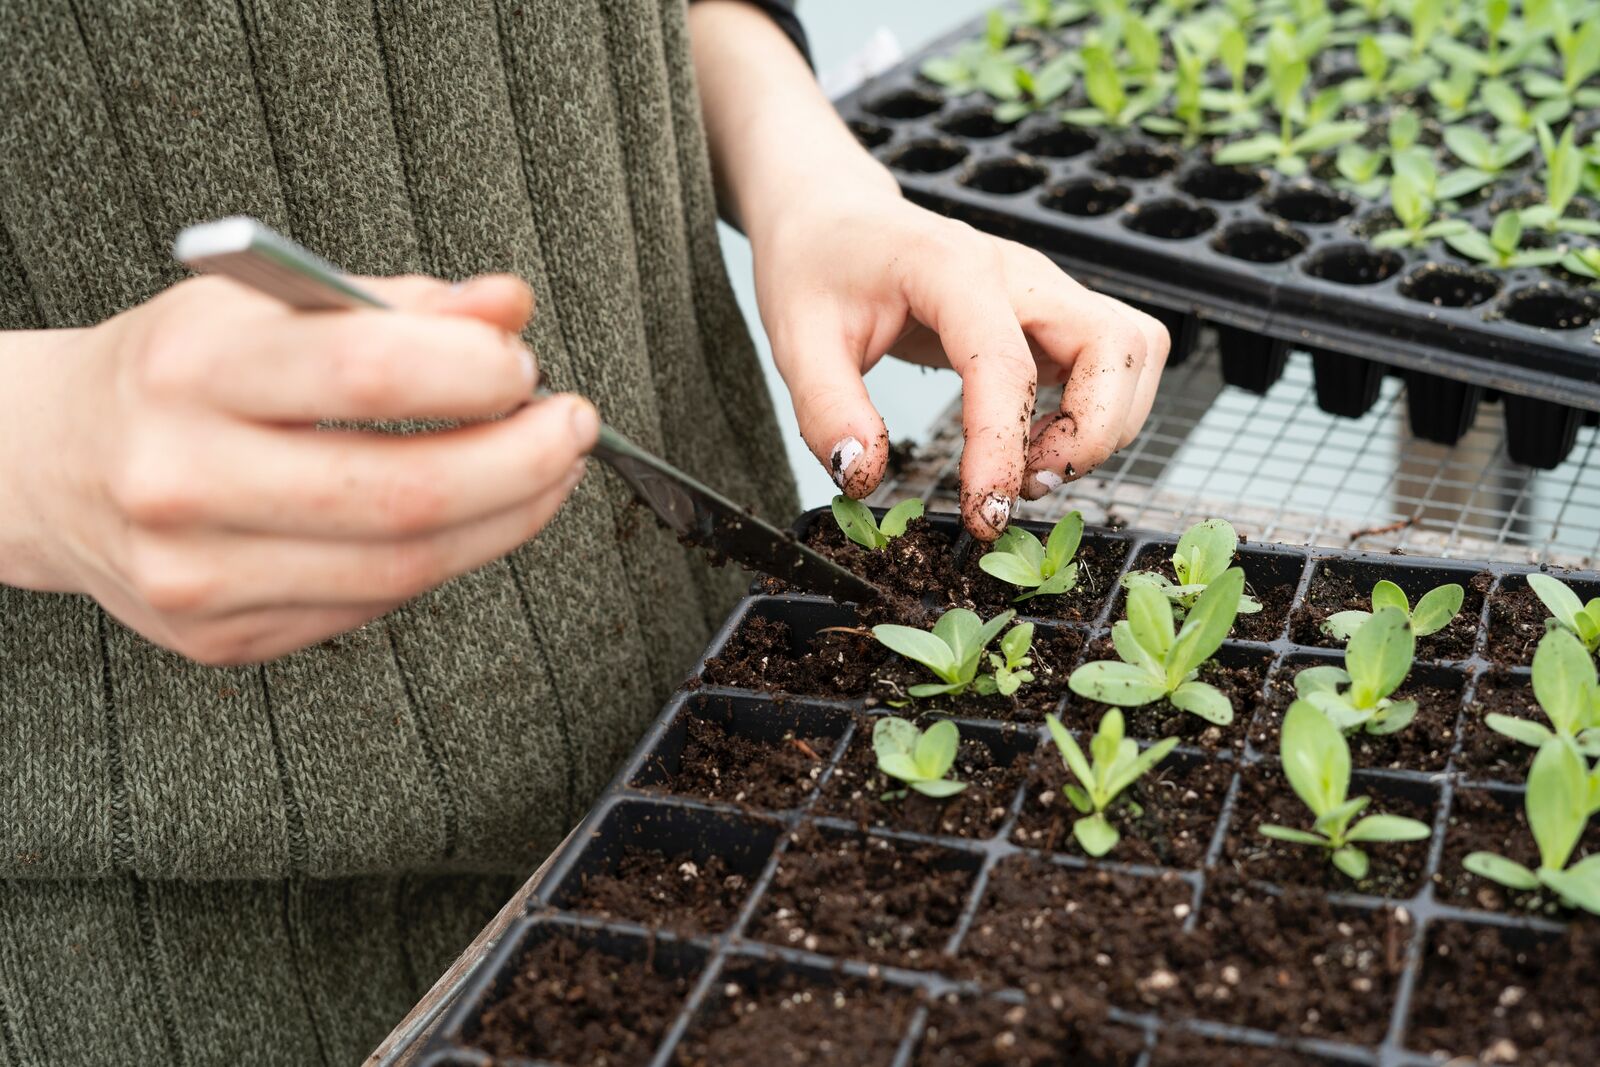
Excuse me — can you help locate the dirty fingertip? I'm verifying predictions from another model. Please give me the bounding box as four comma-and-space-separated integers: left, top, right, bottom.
1021, 468, 1064, 500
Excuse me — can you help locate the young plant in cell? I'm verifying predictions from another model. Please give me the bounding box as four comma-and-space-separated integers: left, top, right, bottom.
1044, 708, 1179, 856
1430, 0, 1551, 78
1321, 578, 1465, 642
1198, 22, 1266, 127
1439, 123, 1535, 186
1060, 40, 1166, 129
1293, 606, 1418, 734
1486, 627, 1600, 755
1141, 34, 1226, 143
1213, 23, 1365, 175
994, 52, 1079, 123
872, 608, 1016, 698
1560, 246, 1600, 282
979, 510, 1085, 602
1370, 171, 1472, 249
1121, 518, 1262, 619
1069, 568, 1245, 725
1527, 573, 1600, 653
1522, 0, 1600, 108
1333, 110, 1422, 199
1444, 211, 1567, 270
1374, 0, 1445, 61
1521, 124, 1600, 237
1340, 34, 1437, 105
872, 717, 967, 801
920, 11, 1034, 99
1426, 64, 1481, 123
1258, 700, 1432, 880
831, 496, 924, 551
1463, 738, 1600, 914
975, 622, 1037, 697
1480, 77, 1571, 134
1015, 0, 1094, 29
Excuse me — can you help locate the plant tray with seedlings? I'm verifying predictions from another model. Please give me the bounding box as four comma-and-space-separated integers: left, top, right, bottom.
833, 0, 1600, 468
417, 506, 1600, 1066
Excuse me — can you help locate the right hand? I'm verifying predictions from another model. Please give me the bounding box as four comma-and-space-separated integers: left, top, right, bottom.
1, 273, 597, 665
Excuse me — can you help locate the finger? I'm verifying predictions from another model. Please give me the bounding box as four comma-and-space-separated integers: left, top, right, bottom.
112, 393, 600, 539
770, 312, 891, 499
163, 308, 538, 422
1120, 306, 1169, 446
900, 248, 1035, 540
119, 462, 587, 616
409, 274, 537, 336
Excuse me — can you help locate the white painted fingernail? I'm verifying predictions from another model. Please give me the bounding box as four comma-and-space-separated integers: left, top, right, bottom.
829, 437, 864, 489
981, 493, 1012, 533
1032, 470, 1063, 494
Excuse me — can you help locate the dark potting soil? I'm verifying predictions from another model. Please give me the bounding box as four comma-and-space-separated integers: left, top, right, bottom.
1407, 921, 1600, 1065
814, 723, 1033, 838
566, 846, 749, 934
1011, 752, 1232, 869
961, 533, 1132, 622
914, 994, 1145, 1067
770, 516, 965, 611
1063, 640, 1271, 748
1148, 1032, 1343, 1066
673, 965, 916, 1067
473, 935, 692, 1065
1121, 546, 1296, 644
647, 713, 833, 809
1432, 786, 1600, 916
1220, 770, 1434, 898
1291, 570, 1490, 661
1454, 671, 1539, 782
750, 827, 975, 968
954, 857, 1192, 997
1486, 578, 1566, 666
1248, 669, 1464, 773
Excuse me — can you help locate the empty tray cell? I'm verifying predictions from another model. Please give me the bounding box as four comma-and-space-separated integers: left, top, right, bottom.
1013, 746, 1232, 869
1060, 640, 1273, 749
1210, 220, 1309, 263
862, 87, 943, 120
1251, 653, 1468, 774
1215, 326, 1289, 393
1122, 197, 1218, 240
1397, 263, 1501, 308
1221, 767, 1438, 898
1011, 123, 1098, 159
1175, 162, 1266, 202
630, 692, 847, 809
1502, 393, 1584, 470
915, 994, 1146, 1066
453, 919, 704, 1065
1486, 570, 1600, 667
1117, 539, 1306, 644
749, 824, 981, 968
1404, 371, 1482, 445
541, 799, 780, 935
1302, 242, 1402, 285
1262, 184, 1358, 225
1500, 284, 1600, 330
1435, 783, 1600, 916
1454, 669, 1538, 783
960, 156, 1047, 195
676, 956, 918, 1067
1041, 176, 1133, 216
962, 527, 1135, 621
1407, 922, 1600, 1065
936, 106, 1013, 139
955, 855, 1192, 995
849, 119, 891, 149
1309, 348, 1386, 418
777, 503, 962, 603
814, 717, 1036, 838
698, 596, 883, 699
885, 137, 969, 175
1292, 556, 1488, 661
1093, 143, 1181, 180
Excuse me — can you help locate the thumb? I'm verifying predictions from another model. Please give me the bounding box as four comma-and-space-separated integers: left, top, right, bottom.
771, 319, 889, 500
424, 274, 536, 335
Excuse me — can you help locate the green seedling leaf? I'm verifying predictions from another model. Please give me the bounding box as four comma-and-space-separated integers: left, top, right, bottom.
873, 608, 1018, 698
873, 716, 967, 799
1468, 736, 1600, 914
879, 499, 924, 539
1463, 851, 1541, 889
832, 495, 887, 549
1528, 573, 1600, 652
1305, 607, 1417, 734
1046, 709, 1178, 857
980, 512, 1085, 601
1322, 580, 1463, 642
1122, 519, 1260, 618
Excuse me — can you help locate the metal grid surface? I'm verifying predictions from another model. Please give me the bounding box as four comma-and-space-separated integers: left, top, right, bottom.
874, 333, 1600, 568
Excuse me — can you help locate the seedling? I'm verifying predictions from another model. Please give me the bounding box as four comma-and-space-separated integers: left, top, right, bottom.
1214, 24, 1365, 175
1522, 0, 1600, 108
1061, 40, 1166, 128
1464, 738, 1600, 914
1069, 568, 1245, 725
1430, 0, 1550, 77
1480, 77, 1570, 133
1259, 700, 1432, 880
1044, 709, 1179, 856
1521, 123, 1600, 236
994, 53, 1079, 123
975, 622, 1037, 697
1440, 124, 1534, 181
979, 510, 1084, 602
920, 12, 1033, 99
1142, 34, 1240, 142
1122, 518, 1262, 619
1321, 578, 1465, 642
1334, 110, 1423, 200
1391, 144, 1501, 205
1486, 627, 1600, 756
1198, 22, 1267, 125
873, 608, 1016, 698
831, 496, 924, 551
1560, 247, 1600, 281
1527, 573, 1600, 653
1293, 606, 1418, 734
1427, 64, 1482, 123
1340, 35, 1437, 104
873, 717, 967, 801
1016, 0, 1093, 28
1371, 171, 1472, 248
1443, 211, 1566, 269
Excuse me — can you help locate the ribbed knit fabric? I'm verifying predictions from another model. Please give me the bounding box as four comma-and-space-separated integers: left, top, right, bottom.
0, 2, 797, 1063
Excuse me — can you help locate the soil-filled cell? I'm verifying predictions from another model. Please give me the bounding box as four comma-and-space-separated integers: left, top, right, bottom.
1117, 542, 1304, 644
1432, 785, 1600, 916
1398, 264, 1501, 307
1454, 671, 1540, 782
915, 995, 1145, 1066
1487, 572, 1600, 667
961, 157, 1048, 195
1059, 641, 1273, 749
1291, 559, 1489, 661
962, 530, 1134, 621
1176, 162, 1266, 201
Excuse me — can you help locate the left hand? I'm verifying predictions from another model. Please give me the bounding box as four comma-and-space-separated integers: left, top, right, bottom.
750, 190, 1168, 541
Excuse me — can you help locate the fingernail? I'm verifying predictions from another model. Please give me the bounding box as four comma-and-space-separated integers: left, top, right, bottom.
1032, 470, 1063, 495
450, 280, 467, 293
517, 347, 537, 387
829, 437, 864, 489
570, 401, 600, 446
981, 493, 1012, 534
564, 459, 588, 490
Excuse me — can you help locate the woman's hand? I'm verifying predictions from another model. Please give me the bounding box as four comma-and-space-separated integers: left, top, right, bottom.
750, 192, 1167, 540
0, 274, 597, 665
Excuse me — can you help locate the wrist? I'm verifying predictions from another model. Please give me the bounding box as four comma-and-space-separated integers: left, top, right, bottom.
743, 145, 903, 253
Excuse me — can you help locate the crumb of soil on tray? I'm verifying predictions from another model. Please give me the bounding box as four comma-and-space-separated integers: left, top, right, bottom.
474, 935, 693, 1065
673, 966, 916, 1067
640, 712, 834, 809
1293, 570, 1489, 661
565, 846, 750, 934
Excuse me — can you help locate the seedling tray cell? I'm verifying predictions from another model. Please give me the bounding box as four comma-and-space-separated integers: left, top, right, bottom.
416, 508, 1600, 1066
832, 12, 1600, 468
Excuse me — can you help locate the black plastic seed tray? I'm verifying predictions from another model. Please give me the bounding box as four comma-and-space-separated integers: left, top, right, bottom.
415, 508, 1600, 1066
833, 14, 1600, 469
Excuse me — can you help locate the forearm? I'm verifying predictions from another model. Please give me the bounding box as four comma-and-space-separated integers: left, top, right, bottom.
688, 1, 900, 244
0, 328, 88, 592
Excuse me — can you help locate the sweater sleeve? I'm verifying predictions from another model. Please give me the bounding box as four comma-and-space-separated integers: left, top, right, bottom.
694, 0, 813, 69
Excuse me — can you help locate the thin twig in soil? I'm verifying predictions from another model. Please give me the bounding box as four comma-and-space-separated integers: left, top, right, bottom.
791, 738, 823, 761
1347, 517, 1415, 543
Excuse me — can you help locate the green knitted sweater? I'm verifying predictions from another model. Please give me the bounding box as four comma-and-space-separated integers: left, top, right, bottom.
0, 2, 796, 1063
